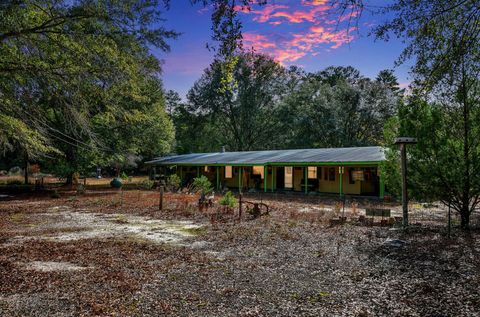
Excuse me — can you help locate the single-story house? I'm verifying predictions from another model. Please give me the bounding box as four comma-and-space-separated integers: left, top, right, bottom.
146, 146, 385, 198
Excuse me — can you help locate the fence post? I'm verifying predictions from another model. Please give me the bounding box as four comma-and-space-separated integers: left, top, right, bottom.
159, 186, 164, 210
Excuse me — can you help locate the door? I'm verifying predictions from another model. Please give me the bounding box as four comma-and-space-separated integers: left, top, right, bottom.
276, 167, 284, 189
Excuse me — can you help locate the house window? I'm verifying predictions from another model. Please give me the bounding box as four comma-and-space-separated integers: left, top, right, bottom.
328, 167, 335, 181
285, 166, 293, 188
308, 167, 317, 179
252, 166, 264, 179
204, 166, 209, 172
225, 166, 232, 178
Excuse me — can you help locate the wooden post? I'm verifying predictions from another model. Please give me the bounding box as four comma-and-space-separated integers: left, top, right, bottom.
238, 167, 242, 193
216, 166, 220, 190
339, 166, 343, 197
400, 143, 408, 227
159, 186, 164, 210
394, 137, 417, 229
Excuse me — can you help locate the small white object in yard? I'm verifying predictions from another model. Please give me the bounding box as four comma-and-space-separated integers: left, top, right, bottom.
383, 239, 408, 248
206, 191, 215, 201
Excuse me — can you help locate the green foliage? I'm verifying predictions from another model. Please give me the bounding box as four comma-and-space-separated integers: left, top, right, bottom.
0, 1, 176, 182
6, 179, 23, 186
219, 191, 237, 208
192, 176, 213, 195
120, 172, 129, 181
139, 179, 155, 190
166, 174, 181, 191
177, 59, 400, 153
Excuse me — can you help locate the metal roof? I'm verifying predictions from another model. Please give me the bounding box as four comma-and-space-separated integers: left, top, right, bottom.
146, 146, 385, 166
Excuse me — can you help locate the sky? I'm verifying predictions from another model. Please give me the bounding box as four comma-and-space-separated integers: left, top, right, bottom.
155, 0, 412, 99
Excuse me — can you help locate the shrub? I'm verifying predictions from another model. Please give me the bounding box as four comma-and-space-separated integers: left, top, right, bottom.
110, 177, 122, 188
140, 179, 155, 190
6, 179, 23, 185
219, 191, 237, 208
192, 175, 213, 195
166, 174, 181, 191
120, 172, 129, 181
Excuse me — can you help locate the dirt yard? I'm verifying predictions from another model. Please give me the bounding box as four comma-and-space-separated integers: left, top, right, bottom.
0, 189, 479, 316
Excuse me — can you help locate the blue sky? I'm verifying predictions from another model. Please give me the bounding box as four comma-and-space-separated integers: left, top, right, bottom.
155, 1, 411, 99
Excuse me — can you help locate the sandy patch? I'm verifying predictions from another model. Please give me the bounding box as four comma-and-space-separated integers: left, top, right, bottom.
4, 206, 205, 246
18, 261, 91, 272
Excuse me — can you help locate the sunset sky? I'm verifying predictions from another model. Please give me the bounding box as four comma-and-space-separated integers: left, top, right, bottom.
155, 0, 411, 99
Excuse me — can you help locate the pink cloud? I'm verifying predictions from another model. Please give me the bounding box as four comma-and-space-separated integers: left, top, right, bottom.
238, 1, 358, 64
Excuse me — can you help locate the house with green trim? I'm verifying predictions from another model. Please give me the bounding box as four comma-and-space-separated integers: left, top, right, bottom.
146, 146, 385, 198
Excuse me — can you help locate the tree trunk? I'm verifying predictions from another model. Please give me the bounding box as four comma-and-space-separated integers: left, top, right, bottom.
460, 207, 470, 229
24, 152, 29, 185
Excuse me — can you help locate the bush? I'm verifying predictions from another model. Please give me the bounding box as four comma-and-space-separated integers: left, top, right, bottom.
166, 174, 181, 191
219, 191, 237, 208
192, 175, 213, 195
120, 172, 129, 181
6, 179, 23, 185
110, 177, 122, 188
140, 179, 155, 190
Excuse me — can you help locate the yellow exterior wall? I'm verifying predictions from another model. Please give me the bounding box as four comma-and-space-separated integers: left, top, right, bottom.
342, 167, 361, 195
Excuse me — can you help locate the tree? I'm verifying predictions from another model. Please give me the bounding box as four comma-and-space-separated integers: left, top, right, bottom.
378, 0, 480, 228
0, 1, 177, 182
185, 51, 287, 151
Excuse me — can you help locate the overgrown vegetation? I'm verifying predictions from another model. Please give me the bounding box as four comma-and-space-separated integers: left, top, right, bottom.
192, 176, 213, 196
219, 191, 238, 208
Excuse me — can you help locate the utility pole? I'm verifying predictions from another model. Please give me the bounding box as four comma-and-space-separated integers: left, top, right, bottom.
394, 137, 417, 228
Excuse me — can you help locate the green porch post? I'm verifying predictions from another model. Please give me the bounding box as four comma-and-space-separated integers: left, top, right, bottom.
271, 167, 275, 193
264, 166, 267, 193
379, 166, 385, 199
197, 166, 200, 177
339, 166, 343, 197
304, 167, 308, 194
216, 166, 220, 190
238, 167, 242, 193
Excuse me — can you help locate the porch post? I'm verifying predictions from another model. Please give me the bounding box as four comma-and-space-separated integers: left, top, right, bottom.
271, 167, 275, 193
339, 166, 343, 197
238, 167, 242, 193
264, 165, 267, 193
379, 166, 385, 199
216, 166, 220, 190
304, 166, 308, 194
197, 166, 200, 177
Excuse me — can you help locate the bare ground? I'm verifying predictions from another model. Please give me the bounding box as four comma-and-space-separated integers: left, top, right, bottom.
0, 189, 479, 316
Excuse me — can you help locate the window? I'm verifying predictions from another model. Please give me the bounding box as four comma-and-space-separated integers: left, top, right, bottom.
252, 166, 264, 179
308, 167, 317, 179
285, 166, 293, 188
204, 166, 209, 172
328, 167, 335, 181
225, 166, 232, 178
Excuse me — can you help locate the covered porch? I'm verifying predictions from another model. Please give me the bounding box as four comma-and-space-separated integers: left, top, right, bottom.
156, 163, 384, 198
